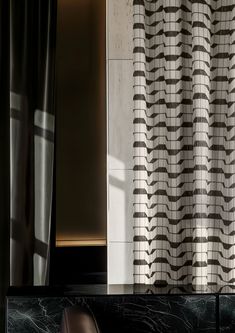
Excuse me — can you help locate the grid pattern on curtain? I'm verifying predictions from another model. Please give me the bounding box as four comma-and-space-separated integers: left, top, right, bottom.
133, 0, 235, 285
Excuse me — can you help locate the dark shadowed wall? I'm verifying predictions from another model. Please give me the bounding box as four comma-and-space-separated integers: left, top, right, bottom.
55, 0, 106, 247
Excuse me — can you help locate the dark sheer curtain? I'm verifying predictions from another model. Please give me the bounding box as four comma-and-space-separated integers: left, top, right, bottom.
0, 0, 10, 330
10, 0, 56, 286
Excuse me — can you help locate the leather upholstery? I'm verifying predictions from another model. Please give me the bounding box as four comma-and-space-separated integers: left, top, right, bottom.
61, 306, 100, 333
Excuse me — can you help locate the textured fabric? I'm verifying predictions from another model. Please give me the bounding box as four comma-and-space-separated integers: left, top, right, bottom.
10, 0, 56, 286
0, 1, 10, 331
133, 0, 235, 285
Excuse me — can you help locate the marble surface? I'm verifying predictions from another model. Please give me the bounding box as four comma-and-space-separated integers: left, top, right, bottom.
7, 294, 216, 333
220, 295, 235, 332
8, 285, 235, 332
7, 284, 231, 296
7, 284, 219, 296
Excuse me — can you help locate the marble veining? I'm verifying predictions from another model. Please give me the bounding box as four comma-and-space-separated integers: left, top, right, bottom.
220, 295, 235, 333
7, 295, 216, 333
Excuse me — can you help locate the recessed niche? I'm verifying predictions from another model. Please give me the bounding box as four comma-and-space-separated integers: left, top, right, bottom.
52, 0, 107, 284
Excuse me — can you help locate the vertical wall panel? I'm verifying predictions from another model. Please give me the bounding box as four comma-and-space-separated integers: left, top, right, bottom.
108, 242, 133, 284
108, 0, 133, 59
107, 0, 133, 284
108, 170, 133, 242
108, 60, 133, 170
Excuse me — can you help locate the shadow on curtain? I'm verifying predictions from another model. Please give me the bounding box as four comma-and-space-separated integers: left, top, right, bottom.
0, 0, 10, 331
10, 0, 56, 286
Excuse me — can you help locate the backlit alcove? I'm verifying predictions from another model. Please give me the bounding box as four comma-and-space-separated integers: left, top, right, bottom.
50, 0, 107, 285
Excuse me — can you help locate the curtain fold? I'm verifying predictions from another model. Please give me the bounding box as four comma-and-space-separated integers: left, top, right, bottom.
0, 0, 10, 330
10, 0, 56, 286
133, 0, 235, 285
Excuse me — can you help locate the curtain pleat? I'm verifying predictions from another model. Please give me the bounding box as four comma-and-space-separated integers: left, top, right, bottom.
0, 0, 10, 330
133, 0, 235, 285
10, 0, 56, 286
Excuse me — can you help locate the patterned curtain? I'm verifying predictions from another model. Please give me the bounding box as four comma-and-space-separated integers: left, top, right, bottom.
10, 0, 56, 285
133, 0, 235, 285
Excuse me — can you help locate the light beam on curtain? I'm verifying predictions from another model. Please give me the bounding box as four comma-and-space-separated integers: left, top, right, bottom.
133, 0, 235, 285
10, 0, 56, 286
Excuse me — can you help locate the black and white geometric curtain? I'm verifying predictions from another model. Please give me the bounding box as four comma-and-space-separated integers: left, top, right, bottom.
10, 0, 56, 286
133, 0, 235, 285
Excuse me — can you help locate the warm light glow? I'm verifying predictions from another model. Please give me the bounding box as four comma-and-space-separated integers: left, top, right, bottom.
56, 239, 107, 247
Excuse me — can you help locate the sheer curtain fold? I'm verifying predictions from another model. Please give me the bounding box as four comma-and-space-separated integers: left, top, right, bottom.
0, 1, 10, 331
10, 0, 56, 286
133, 0, 235, 285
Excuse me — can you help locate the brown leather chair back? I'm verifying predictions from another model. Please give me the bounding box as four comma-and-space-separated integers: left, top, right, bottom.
61, 306, 100, 333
